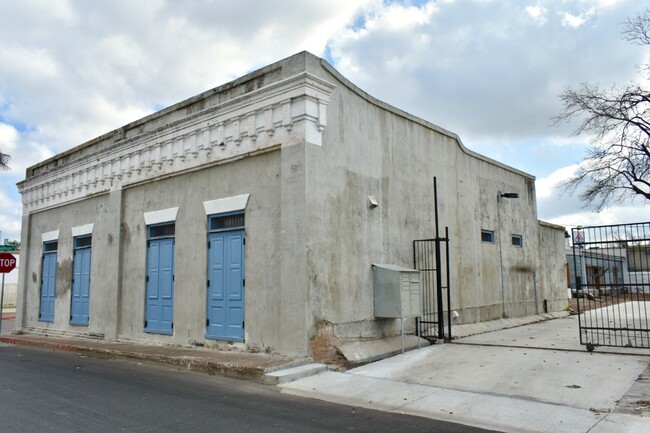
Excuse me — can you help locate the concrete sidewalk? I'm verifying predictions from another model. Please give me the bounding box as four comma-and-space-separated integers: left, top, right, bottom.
280, 315, 650, 433
0, 333, 305, 382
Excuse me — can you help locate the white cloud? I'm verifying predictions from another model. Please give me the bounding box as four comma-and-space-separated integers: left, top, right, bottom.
536, 164, 650, 227
329, 0, 641, 147
0, 0, 648, 240
560, 12, 587, 28
0, 123, 54, 175
536, 164, 579, 201
0, 183, 23, 241
0, 0, 376, 153
363, 2, 438, 31
526, 5, 548, 25
0, 123, 19, 154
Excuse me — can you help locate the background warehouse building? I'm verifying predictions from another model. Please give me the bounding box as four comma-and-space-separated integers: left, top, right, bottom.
15, 52, 567, 358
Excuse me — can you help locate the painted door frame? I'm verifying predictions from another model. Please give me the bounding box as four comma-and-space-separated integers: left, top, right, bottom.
145, 223, 175, 335
206, 212, 245, 342
39, 241, 58, 322
70, 236, 92, 326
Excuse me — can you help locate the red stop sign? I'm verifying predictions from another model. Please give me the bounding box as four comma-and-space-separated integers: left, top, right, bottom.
0, 252, 17, 273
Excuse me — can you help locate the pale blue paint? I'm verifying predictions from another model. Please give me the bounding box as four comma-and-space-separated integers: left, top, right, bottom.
206, 229, 245, 341
39, 249, 57, 322
145, 238, 175, 334
70, 246, 91, 325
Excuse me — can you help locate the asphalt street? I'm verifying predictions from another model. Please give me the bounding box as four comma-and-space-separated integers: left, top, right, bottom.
0, 344, 497, 433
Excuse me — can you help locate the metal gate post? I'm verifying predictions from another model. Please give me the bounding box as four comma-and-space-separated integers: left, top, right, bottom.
445, 226, 451, 342
433, 178, 444, 340
575, 275, 583, 345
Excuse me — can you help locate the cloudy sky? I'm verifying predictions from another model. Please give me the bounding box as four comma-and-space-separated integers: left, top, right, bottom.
1, 0, 649, 241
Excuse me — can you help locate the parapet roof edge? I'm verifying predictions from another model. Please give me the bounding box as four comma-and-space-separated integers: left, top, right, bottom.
318, 57, 535, 181
20, 51, 535, 184
20, 51, 311, 182
538, 220, 566, 231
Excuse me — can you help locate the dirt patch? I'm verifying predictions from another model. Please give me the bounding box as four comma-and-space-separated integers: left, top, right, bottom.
569, 293, 650, 313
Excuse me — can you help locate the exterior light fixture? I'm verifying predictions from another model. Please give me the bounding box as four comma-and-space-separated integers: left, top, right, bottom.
500, 192, 519, 199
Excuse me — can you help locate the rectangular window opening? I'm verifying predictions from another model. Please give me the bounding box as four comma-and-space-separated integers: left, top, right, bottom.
148, 223, 175, 239
209, 213, 245, 232
512, 234, 523, 248
74, 235, 92, 249
481, 230, 494, 244
43, 240, 58, 253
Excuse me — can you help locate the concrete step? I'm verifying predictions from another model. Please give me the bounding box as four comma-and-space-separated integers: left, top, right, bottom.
264, 363, 328, 385
338, 335, 430, 365
20, 326, 105, 340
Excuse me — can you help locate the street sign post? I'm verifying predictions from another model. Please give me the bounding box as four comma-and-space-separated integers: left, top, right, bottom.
0, 252, 17, 336
0, 252, 17, 273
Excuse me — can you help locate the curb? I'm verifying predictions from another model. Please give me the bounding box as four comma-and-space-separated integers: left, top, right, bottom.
0, 336, 268, 382
1, 315, 16, 320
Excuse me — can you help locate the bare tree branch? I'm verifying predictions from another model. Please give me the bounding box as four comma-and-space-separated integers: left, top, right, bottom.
0, 149, 10, 171
553, 10, 650, 211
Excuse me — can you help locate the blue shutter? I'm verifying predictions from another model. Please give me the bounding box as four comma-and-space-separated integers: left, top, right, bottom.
206, 229, 244, 341
39, 252, 57, 322
145, 238, 174, 334
70, 247, 91, 325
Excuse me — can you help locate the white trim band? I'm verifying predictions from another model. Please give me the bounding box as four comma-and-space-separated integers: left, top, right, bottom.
42, 230, 60, 242
203, 194, 250, 215
144, 207, 179, 225
71, 223, 94, 237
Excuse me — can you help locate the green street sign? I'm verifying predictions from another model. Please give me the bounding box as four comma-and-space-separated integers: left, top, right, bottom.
0, 245, 17, 252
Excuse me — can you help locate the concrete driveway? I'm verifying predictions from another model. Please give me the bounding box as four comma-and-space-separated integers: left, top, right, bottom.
280, 314, 650, 433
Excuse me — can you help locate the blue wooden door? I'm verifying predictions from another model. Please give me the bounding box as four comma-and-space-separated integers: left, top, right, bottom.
145, 238, 174, 334
70, 247, 91, 325
206, 230, 244, 341
39, 251, 57, 322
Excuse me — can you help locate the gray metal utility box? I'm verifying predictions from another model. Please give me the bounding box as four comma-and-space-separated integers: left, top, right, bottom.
372, 264, 422, 318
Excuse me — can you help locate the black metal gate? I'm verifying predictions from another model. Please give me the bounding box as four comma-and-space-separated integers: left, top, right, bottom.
413, 177, 451, 342
414, 233, 450, 341
571, 222, 650, 350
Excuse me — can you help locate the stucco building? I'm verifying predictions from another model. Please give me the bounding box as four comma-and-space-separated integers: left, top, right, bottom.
16, 52, 567, 358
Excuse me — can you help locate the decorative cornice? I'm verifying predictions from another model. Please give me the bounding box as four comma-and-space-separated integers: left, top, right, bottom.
18, 72, 336, 212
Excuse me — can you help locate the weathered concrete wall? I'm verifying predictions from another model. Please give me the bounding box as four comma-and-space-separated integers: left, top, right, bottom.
118, 150, 284, 351
537, 222, 569, 312
16, 51, 568, 358
16, 52, 332, 357
304, 57, 567, 343
20, 194, 117, 336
